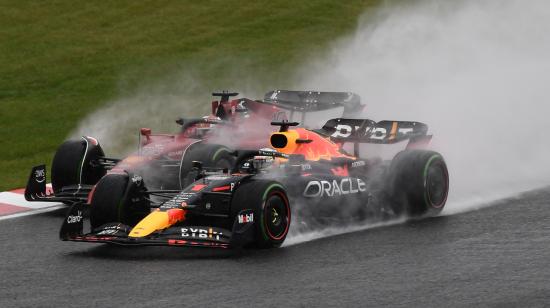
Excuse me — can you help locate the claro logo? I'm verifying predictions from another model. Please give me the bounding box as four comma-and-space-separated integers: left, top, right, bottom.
303, 178, 366, 197
67, 211, 83, 224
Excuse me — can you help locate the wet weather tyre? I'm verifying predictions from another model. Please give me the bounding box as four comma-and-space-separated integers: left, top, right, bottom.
179, 143, 235, 188
89, 173, 150, 229
51, 138, 105, 194
231, 180, 291, 248
389, 150, 449, 217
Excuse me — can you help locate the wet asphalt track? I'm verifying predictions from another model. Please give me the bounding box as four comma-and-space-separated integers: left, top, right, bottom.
1, 188, 550, 307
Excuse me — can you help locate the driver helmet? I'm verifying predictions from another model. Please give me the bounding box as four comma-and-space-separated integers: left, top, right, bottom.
234, 100, 250, 119
196, 115, 220, 129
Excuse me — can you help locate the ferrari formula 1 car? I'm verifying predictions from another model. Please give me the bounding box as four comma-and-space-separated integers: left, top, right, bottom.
26, 117, 449, 249
25, 90, 364, 206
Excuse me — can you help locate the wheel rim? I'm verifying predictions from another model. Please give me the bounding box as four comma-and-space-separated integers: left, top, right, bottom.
263, 192, 290, 240
426, 161, 448, 208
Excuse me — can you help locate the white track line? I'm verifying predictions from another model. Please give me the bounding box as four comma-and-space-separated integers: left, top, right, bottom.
0, 192, 61, 209
0, 184, 64, 220
0, 204, 66, 221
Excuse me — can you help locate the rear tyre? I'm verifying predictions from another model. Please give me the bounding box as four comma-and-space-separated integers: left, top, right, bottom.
388, 150, 449, 217
230, 180, 291, 248
179, 143, 235, 188
89, 173, 150, 229
51, 137, 106, 193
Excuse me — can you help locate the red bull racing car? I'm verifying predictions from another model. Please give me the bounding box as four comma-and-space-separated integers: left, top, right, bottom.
26, 116, 449, 249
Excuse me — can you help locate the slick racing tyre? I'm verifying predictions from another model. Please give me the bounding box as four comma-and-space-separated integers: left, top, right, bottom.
89, 173, 150, 229
51, 136, 106, 193
388, 150, 449, 217
179, 142, 235, 188
231, 180, 291, 248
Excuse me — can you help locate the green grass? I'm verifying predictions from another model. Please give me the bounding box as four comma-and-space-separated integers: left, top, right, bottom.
0, 0, 379, 190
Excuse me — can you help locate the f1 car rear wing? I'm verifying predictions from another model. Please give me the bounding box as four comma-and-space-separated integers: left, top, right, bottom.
320, 118, 432, 154
263, 90, 364, 117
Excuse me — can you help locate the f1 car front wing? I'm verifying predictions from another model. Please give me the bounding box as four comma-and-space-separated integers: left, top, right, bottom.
60, 203, 256, 249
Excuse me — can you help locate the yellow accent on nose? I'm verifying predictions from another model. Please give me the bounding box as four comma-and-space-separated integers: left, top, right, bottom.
128, 211, 171, 238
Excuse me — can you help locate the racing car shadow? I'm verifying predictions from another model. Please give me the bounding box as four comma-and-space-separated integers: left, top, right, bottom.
67, 244, 248, 260
64, 242, 298, 262
64, 216, 449, 261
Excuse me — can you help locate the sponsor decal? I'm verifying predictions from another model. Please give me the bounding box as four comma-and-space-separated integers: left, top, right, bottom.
166, 150, 184, 157
97, 229, 118, 235
330, 124, 354, 138
331, 124, 414, 140
205, 175, 231, 181
238, 213, 254, 224
168, 193, 196, 208
181, 227, 223, 240
351, 160, 366, 168
163, 193, 196, 208
303, 178, 367, 198
179, 193, 195, 199
131, 175, 143, 185
301, 164, 312, 171
96, 225, 125, 235
34, 169, 46, 183
67, 211, 83, 224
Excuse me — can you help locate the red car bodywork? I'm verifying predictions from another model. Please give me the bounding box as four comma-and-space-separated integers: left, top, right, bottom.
111, 98, 289, 176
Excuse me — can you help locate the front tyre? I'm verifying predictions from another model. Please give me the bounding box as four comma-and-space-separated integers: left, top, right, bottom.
388, 150, 449, 217
89, 173, 150, 229
231, 180, 291, 248
51, 136, 106, 193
